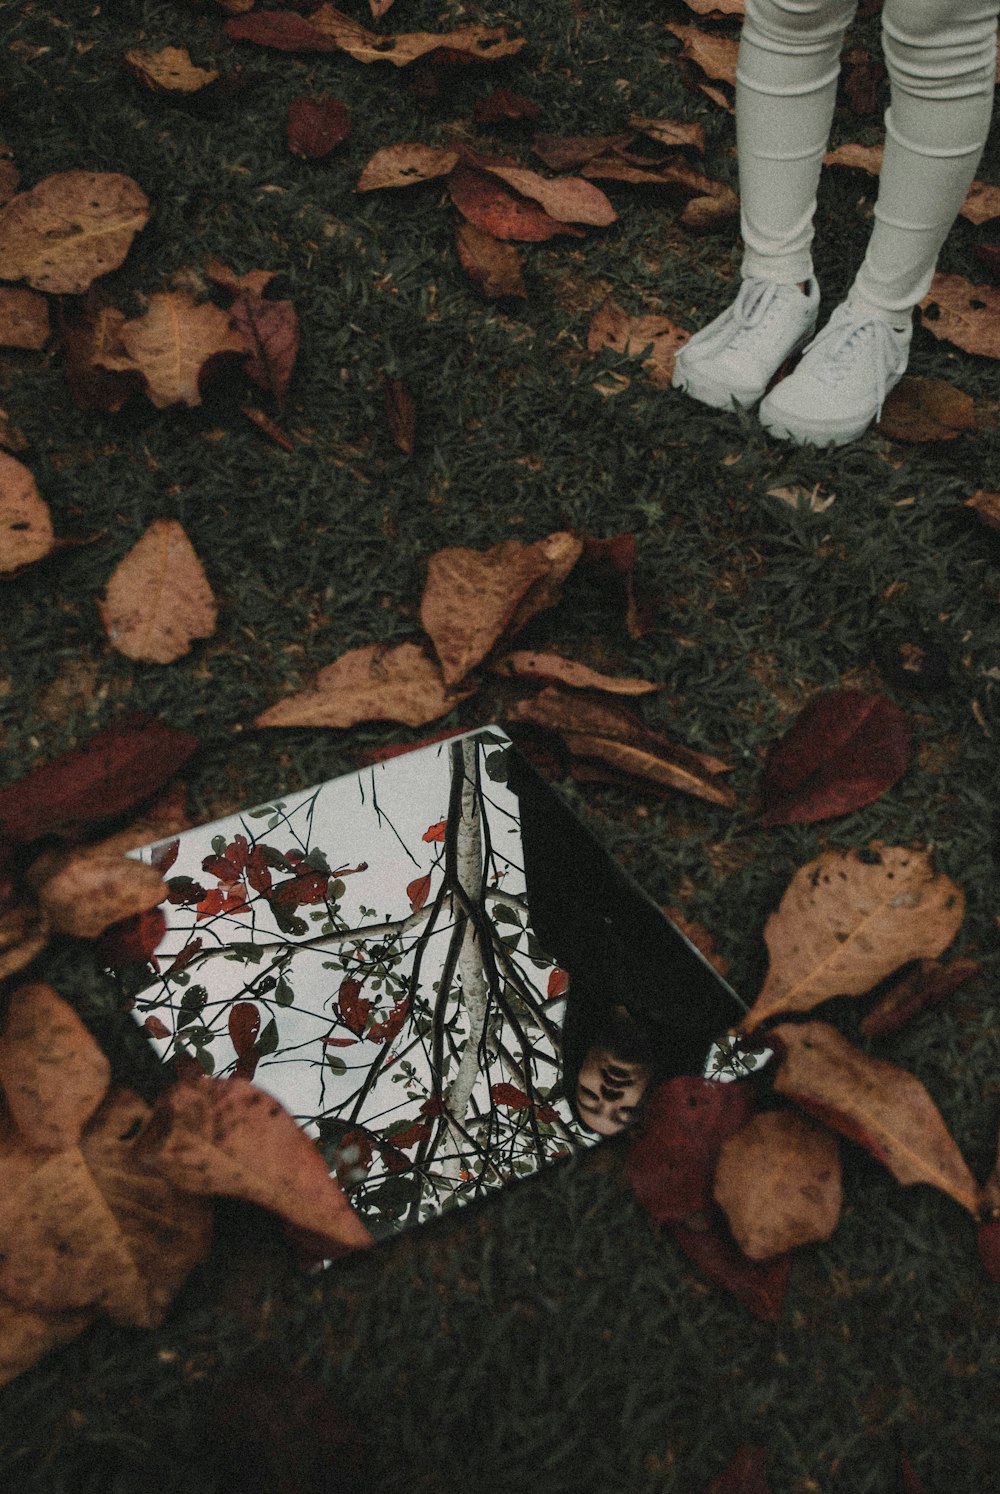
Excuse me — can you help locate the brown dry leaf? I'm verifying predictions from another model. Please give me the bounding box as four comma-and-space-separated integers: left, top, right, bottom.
356, 143, 460, 192
99, 518, 218, 664
699, 82, 735, 113
683, 0, 745, 13
309, 5, 525, 66
0, 452, 54, 575
124, 45, 220, 93
580, 153, 719, 195
766, 481, 836, 514
531, 134, 637, 171
824, 147, 1000, 226
256, 641, 471, 728
665, 23, 739, 84
0, 901, 49, 984
0, 286, 49, 349
823, 142, 883, 174
742, 845, 965, 1034
0, 408, 27, 452
0, 171, 149, 294
58, 297, 136, 414
28, 847, 166, 939
876, 376, 978, 441
141, 1077, 374, 1257
965, 489, 1000, 530
629, 115, 706, 152
662, 906, 730, 977
91, 781, 192, 860
960, 179, 1000, 226
96, 290, 249, 408
203, 256, 278, 299
0, 985, 110, 1151
919, 273, 1000, 359
0, 1297, 94, 1391
491, 650, 660, 695
772, 1021, 979, 1215
859, 957, 979, 1040
587, 298, 690, 387
420, 534, 581, 686
243, 406, 294, 451
714, 1111, 842, 1260
508, 687, 737, 807
473, 162, 616, 228
681, 188, 740, 230
455, 219, 526, 299
0, 151, 20, 208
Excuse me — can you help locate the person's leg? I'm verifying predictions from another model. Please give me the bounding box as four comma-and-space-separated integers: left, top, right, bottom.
672, 0, 854, 410
760, 0, 1000, 444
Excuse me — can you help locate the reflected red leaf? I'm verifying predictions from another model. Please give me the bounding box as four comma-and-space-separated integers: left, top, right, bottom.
339, 978, 372, 1037
390, 1121, 432, 1149
270, 869, 329, 906
196, 885, 249, 919
491, 1081, 532, 1109
669, 1215, 790, 1321
859, 957, 978, 1039
368, 998, 410, 1044
229, 292, 299, 410
97, 907, 166, 967
0, 717, 197, 844
224, 11, 340, 50
760, 690, 911, 826
420, 1095, 447, 1117
286, 94, 351, 158
447, 163, 583, 241
324, 1036, 358, 1047
165, 937, 203, 976
380, 1142, 410, 1173
625, 1076, 755, 1223
422, 819, 447, 843
406, 873, 431, 912
144, 1015, 171, 1040
229, 1002, 261, 1080
150, 838, 179, 875
546, 967, 569, 998
580, 532, 648, 638
705, 1444, 771, 1494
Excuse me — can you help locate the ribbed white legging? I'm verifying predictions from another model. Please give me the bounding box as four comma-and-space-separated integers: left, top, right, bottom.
738, 0, 1000, 325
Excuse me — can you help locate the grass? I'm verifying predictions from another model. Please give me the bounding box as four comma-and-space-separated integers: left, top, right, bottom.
2, 0, 1000, 1489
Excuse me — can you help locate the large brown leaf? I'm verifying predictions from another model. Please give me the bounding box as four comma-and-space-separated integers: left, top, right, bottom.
742, 845, 965, 1033
455, 220, 526, 299
858, 957, 979, 1040
665, 23, 739, 83
876, 376, 978, 441
713, 1110, 842, 1260
772, 1021, 979, 1214
99, 518, 218, 664
308, 6, 525, 66
96, 290, 249, 408
491, 651, 660, 695
469, 160, 616, 228
356, 143, 460, 192
587, 299, 690, 387
0, 171, 149, 293
824, 146, 1000, 226
224, 10, 341, 50
0, 984, 110, 1150
28, 846, 167, 939
0, 902, 49, 984
0, 286, 49, 349
58, 295, 137, 413
625, 1076, 755, 1223
508, 687, 736, 806
447, 164, 583, 242
0, 1297, 94, 1391
919, 273, 1000, 359
142, 1076, 374, 1257
255, 640, 472, 728
229, 292, 299, 409
123, 45, 220, 93
0, 453, 54, 575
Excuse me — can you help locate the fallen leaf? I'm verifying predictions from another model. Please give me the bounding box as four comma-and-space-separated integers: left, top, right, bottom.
447, 164, 584, 241
973, 240, 1000, 280
0, 902, 49, 983
587, 299, 689, 387
919, 273, 1000, 359
859, 957, 979, 1039
629, 115, 706, 152
665, 23, 740, 84
203, 257, 278, 299
0, 452, 54, 575
876, 376, 978, 441
123, 45, 220, 93
308, 6, 525, 67
384, 377, 416, 453
713, 1110, 841, 1260
508, 687, 736, 807
842, 46, 882, 115
455, 219, 526, 298
0, 151, 20, 207
229, 292, 299, 409
0, 407, 27, 452
823, 142, 883, 174
662, 906, 730, 978
142, 1076, 374, 1256
464, 154, 616, 228
625, 1076, 755, 1222
668, 1215, 790, 1321
828, 150, 1000, 227
29, 847, 167, 939
680, 188, 740, 231
531, 134, 637, 171
683, 0, 745, 14
0, 286, 49, 349
223, 10, 341, 50
704, 1446, 771, 1494
99, 518, 218, 664
255, 641, 472, 728
0, 984, 110, 1150
760, 690, 911, 825
772, 1021, 979, 1214
242, 406, 294, 450
965, 489, 1000, 530
97, 291, 249, 408
286, 95, 351, 159
356, 143, 460, 191
474, 88, 540, 124
0, 171, 149, 293
698, 82, 735, 113
97, 906, 167, 967
491, 650, 659, 695
0, 1298, 94, 1392
57, 295, 137, 413
579, 532, 648, 638
0, 716, 198, 843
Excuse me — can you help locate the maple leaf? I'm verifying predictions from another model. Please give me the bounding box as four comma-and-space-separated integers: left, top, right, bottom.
99, 518, 218, 664
95, 290, 249, 408
742, 845, 965, 1032
0, 171, 149, 293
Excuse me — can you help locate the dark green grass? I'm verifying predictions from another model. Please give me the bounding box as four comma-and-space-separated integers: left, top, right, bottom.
2, 1, 1000, 1489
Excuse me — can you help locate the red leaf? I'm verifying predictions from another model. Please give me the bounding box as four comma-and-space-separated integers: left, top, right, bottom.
473, 88, 540, 124
196, 885, 249, 919
380, 1142, 410, 1173
0, 716, 198, 844
166, 937, 203, 975
229, 1001, 261, 1061
334, 1127, 373, 1188
286, 95, 351, 159
339, 979, 372, 1037
422, 819, 447, 843
406, 873, 431, 912
271, 869, 329, 906
546, 967, 569, 999
491, 1081, 532, 1109
705, 1445, 771, 1494
859, 957, 979, 1040
202, 852, 242, 886
625, 1077, 755, 1223
367, 998, 410, 1044
420, 1095, 447, 1117
323, 1036, 358, 1047
447, 163, 583, 242
230, 292, 300, 410
760, 690, 912, 826
150, 838, 179, 874
166, 880, 207, 906
97, 907, 166, 966
669, 1215, 790, 1321
390, 1121, 432, 1149
224, 11, 340, 51
976, 1217, 1000, 1282
144, 1014, 171, 1040
579, 532, 647, 638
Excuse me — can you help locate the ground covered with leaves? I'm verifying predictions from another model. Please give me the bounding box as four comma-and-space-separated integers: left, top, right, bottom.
2, 0, 1000, 1490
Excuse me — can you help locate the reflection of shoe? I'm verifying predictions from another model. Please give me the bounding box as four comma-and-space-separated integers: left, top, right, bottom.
758, 302, 912, 446
671, 276, 820, 411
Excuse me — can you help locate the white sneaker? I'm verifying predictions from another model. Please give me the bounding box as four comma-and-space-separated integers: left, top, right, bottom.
671, 276, 821, 412
758, 302, 912, 446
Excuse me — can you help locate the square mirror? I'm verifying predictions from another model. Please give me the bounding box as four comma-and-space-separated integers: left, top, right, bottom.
123, 728, 748, 1239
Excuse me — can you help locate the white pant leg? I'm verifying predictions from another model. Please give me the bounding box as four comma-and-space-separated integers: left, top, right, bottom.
737, 0, 858, 285
848, 0, 1000, 323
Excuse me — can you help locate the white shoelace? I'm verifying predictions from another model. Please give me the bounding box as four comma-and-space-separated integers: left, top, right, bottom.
798, 308, 907, 418
690, 278, 799, 359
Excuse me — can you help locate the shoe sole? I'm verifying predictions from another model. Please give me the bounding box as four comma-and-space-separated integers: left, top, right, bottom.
757, 405, 872, 446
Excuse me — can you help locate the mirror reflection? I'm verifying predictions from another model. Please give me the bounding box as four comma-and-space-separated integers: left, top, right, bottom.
124, 729, 747, 1238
